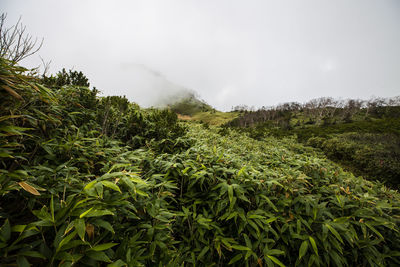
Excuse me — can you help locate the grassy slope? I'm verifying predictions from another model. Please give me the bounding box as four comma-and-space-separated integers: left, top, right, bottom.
228, 109, 400, 187
2, 56, 400, 265
176, 123, 400, 265
177, 101, 400, 187
167, 93, 238, 125
189, 111, 239, 126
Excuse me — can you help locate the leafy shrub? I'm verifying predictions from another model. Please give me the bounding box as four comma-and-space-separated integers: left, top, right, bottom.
0, 57, 186, 266
308, 133, 400, 186
155, 125, 400, 266
2, 57, 400, 266
167, 93, 213, 116
41, 68, 90, 88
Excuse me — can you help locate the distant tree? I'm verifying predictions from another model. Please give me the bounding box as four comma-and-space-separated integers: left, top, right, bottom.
41, 68, 90, 88
0, 13, 43, 63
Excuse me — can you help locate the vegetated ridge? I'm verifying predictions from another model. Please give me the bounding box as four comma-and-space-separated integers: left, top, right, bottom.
163, 91, 238, 126
223, 98, 400, 187
1, 57, 400, 266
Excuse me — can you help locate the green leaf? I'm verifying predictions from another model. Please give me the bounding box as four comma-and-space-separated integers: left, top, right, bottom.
266, 249, 285, 256
91, 242, 118, 251
16, 255, 30, 267
121, 177, 135, 192
299, 240, 308, 260
267, 255, 286, 267
59, 261, 73, 267
11, 225, 27, 233
365, 222, 384, 240
86, 250, 111, 262
107, 259, 127, 267
101, 181, 122, 193
50, 195, 55, 223
93, 219, 115, 234
266, 217, 278, 224
107, 163, 131, 173
265, 257, 275, 267
18, 250, 46, 259
182, 167, 190, 174
0, 219, 11, 242
84, 180, 97, 191
308, 236, 318, 256
197, 246, 209, 260
231, 244, 251, 251
135, 189, 148, 197
260, 195, 278, 212
325, 223, 344, 244
238, 166, 246, 176
80, 207, 93, 218
57, 231, 77, 251
330, 250, 343, 267
128, 175, 147, 185
228, 254, 242, 264
75, 218, 86, 241
228, 185, 233, 205
85, 209, 114, 217
59, 240, 87, 251
100, 172, 125, 180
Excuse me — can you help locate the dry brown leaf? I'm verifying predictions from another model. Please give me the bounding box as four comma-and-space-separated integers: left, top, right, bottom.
18, 182, 41, 195
2, 85, 23, 100
86, 223, 95, 240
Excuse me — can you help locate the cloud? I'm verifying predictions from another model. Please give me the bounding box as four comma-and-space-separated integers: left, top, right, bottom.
3, 0, 400, 110
320, 59, 336, 72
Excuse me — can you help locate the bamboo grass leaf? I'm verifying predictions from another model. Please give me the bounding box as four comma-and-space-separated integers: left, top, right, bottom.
299, 240, 308, 260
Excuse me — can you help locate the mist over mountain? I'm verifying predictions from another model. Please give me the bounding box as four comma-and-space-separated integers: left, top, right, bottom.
2, 1, 400, 265
4, 0, 400, 111
105, 63, 197, 108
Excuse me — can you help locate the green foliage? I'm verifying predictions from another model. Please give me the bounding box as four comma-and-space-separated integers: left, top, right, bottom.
190, 111, 239, 126
168, 93, 214, 116
307, 133, 400, 186
0, 57, 187, 266
41, 68, 90, 88
235, 117, 400, 142
97, 95, 188, 152
2, 56, 400, 266
158, 124, 400, 266
231, 113, 400, 187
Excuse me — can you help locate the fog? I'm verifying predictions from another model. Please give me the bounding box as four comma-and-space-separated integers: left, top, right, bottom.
3, 0, 400, 110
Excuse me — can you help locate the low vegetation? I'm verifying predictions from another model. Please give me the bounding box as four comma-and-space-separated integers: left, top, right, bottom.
227, 99, 400, 187
1, 56, 400, 266
167, 92, 214, 116
178, 111, 239, 126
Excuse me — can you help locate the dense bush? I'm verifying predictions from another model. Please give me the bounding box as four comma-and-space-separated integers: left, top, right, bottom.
307, 133, 400, 187
158, 125, 400, 266
0, 57, 187, 266
2, 57, 400, 266
167, 93, 213, 116
231, 115, 400, 187
40, 68, 91, 88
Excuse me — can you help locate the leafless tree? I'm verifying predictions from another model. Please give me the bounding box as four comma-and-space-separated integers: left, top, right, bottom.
0, 13, 43, 63
39, 56, 51, 76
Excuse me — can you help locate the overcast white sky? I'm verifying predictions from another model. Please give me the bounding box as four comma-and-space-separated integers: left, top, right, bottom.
3, 0, 400, 110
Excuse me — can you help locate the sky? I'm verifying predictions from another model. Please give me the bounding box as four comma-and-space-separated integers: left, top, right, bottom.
3, 0, 400, 110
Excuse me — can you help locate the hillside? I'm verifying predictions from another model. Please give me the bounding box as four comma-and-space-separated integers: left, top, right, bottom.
165, 91, 214, 116
165, 91, 238, 126
225, 99, 400, 187
1, 57, 400, 266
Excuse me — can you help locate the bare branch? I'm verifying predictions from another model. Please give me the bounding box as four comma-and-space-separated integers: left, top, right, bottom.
39, 55, 51, 77
0, 13, 43, 63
